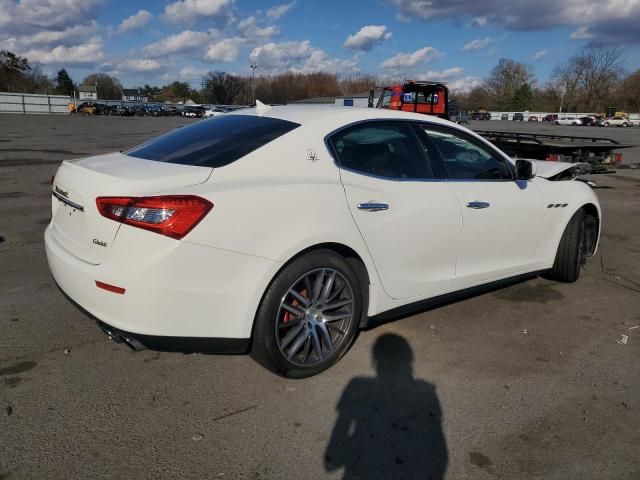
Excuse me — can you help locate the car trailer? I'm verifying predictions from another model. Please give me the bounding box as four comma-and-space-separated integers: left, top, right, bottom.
475, 130, 636, 173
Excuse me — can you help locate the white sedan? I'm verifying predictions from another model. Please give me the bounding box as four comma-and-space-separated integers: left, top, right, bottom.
45, 105, 601, 377
603, 116, 630, 127
553, 117, 582, 126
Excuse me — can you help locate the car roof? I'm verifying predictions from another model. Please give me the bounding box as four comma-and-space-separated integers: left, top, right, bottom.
227, 104, 456, 130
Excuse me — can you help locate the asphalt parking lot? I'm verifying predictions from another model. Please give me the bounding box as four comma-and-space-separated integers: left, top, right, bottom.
1, 114, 640, 479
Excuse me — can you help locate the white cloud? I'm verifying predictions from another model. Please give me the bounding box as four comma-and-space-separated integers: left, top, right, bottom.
0, 0, 102, 34
266, 2, 296, 20
143, 30, 218, 57
250, 40, 358, 74
13, 22, 98, 47
423, 67, 463, 80
380, 46, 440, 70
21, 37, 104, 64
471, 16, 487, 27
204, 37, 245, 62
164, 0, 234, 25
534, 49, 548, 60
117, 59, 163, 72
447, 76, 482, 93
462, 38, 490, 52
385, 0, 640, 44
178, 65, 209, 81
570, 26, 594, 39
343, 25, 392, 52
238, 17, 279, 38
118, 10, 152, 33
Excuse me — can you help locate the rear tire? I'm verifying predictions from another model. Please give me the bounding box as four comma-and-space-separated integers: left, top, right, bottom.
252, 250, 364, 378
547, 210, 586, 283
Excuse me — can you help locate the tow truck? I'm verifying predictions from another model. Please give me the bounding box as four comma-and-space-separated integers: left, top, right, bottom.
369, 81, 449, 118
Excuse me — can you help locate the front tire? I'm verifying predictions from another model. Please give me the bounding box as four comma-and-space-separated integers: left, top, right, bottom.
252, 250, 364, 378
547, 210, 586, 283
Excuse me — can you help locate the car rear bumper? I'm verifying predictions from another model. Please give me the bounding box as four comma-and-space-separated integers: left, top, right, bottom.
45, 223, 280, 342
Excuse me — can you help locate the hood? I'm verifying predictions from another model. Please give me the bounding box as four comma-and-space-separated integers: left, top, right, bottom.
529, 160, 586, 180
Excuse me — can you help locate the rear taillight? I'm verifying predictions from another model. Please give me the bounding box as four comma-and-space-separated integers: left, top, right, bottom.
96, 195, 212, 240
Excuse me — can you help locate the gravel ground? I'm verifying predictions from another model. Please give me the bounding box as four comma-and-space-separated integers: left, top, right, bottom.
1, 114, 639, 480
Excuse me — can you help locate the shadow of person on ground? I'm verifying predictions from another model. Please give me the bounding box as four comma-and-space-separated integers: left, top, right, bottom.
325, 334, 448, 479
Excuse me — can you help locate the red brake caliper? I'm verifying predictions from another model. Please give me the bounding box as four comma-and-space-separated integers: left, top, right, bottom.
283, 289, 307, 323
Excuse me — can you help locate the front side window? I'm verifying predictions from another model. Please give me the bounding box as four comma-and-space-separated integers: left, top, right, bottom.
419, 125, 512, 180
329, 122, 434, 180
125, 115, 299, 168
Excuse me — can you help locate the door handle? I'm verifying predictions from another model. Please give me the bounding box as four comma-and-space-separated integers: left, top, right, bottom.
357, 202, 389, 212
466, 201, 490, 209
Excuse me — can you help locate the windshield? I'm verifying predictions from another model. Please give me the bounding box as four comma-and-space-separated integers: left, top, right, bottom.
125, 114, 300, 168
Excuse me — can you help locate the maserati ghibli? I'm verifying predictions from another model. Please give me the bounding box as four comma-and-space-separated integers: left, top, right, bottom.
45, 105, 601, 377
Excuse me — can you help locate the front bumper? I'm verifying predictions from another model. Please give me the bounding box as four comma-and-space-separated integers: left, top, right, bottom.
45, 223, 280, 342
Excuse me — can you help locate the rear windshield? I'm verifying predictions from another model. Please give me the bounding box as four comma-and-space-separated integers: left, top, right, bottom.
124, 115, 300, 167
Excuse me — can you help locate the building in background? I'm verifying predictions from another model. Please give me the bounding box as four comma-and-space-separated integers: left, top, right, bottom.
78, 85, 97, 101
122, 88, 148, 103
334, 89, 382, 108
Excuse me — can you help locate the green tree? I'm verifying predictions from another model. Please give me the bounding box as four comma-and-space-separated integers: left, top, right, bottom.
0, 50, 31, 91
143, 83, 161, 101
510, 83, 534, 110
169, 81, 190, 102
55, 69, 74, 96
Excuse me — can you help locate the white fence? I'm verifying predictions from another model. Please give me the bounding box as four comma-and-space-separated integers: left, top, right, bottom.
0, 92, 71, 114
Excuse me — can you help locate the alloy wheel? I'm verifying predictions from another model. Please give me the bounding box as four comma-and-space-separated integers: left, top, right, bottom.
275, 268, 355, 367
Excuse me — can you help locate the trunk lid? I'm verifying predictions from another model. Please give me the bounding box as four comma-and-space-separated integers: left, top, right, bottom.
51, 152, 212, 264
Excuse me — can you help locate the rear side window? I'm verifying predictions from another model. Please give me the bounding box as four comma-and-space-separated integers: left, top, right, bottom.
125, 115, 300, 167
329, 121, 434, 180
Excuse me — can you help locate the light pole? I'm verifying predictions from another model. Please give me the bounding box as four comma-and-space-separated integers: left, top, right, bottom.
559, 82, 567, 114
250, 64, 258, 105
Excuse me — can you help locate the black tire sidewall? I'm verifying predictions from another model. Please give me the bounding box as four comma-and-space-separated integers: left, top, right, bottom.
253, 250, 363, 378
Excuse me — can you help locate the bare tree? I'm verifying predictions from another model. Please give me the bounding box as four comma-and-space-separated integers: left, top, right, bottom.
204, 71, 249, 105
81, 73, 123, 100
484, 58, 535, 110
619, 69, 640, 114
552, 46, 624, 112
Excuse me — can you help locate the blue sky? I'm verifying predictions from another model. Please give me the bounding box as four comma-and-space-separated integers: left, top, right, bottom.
1, 0, 639, 91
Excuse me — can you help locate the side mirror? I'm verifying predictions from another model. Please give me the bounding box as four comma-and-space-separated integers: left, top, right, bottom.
515, 159, 537, 181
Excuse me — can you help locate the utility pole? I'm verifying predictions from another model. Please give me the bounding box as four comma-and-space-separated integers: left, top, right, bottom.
250, 65, 258, 105
200, 78, 205, 104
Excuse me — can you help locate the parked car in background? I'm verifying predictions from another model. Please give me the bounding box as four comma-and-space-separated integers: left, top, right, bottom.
449, 111, 470, 124
542, 114, 559, 122
579, 116, 597, 126
603, 116, 630, 127
513, 113, 524, 122
471, 111, 491, 120
46, 105, 601, 377
501, 113, 509, 120
204, 107, 227, 118
528, 115, 539, 122
182, 106, 205, 118
554, 117, 582, 126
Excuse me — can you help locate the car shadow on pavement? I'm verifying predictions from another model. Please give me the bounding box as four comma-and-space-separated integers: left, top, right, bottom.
324, 334, 448, 480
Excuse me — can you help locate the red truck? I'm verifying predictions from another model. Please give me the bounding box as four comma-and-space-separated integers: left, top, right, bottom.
370, 81, 450, 118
